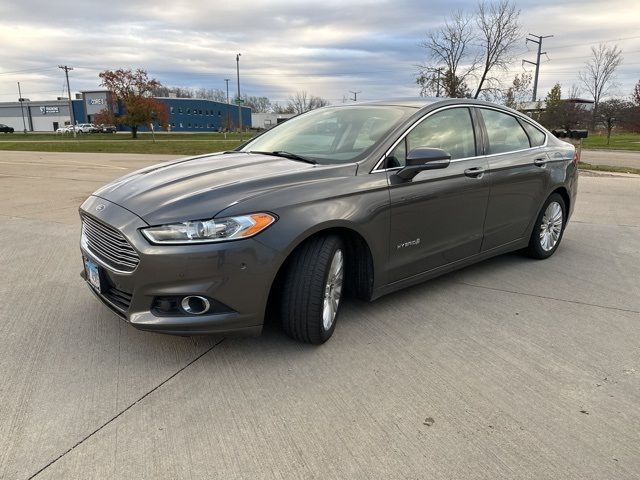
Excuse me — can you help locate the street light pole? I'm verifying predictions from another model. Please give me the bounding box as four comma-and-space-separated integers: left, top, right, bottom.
225, 78, 230, 104
236, 53, 242, 142
17, 82, 27, 133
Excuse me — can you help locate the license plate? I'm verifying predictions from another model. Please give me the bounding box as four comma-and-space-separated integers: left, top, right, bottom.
84, 257, 102, 293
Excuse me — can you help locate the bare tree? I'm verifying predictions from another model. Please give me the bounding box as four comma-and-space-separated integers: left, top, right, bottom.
309, 95, 330, 109
578, 43, 623, 127
474, 0, 521, 98
288, 91, 309, 114
242, 95, 272, 113
287, 91, 329, 114
418, 1, 520, 99
272, 102, 295, 114
418, 10, 477, 98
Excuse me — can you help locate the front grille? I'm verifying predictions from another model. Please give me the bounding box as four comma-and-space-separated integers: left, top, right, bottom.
102, 286, 133, 313
81, 215, 140, 272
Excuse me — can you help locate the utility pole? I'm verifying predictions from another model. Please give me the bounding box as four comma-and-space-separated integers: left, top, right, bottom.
435, 68, 443, 97
224, 79, 230, 104
17, 82, 27, 133
349, 90, 361, 102
236, 53, 242, 142
523, 34, 553, 102
58, 65, 77, 138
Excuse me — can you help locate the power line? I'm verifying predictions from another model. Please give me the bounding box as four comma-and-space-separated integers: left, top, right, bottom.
0, 66, 58, 76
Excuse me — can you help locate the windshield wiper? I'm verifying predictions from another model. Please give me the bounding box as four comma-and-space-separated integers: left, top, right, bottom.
248, 150, 317, 165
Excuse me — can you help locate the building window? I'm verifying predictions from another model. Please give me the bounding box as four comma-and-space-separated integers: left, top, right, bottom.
187, 109, 191, 114
178, 108, 182, 114
199, 109, 203, 115
179, 122, 183, 128
188, 123, 191, 128
171, 122, 175, 128
218, 111, 221, 116
170, 107, 174, 114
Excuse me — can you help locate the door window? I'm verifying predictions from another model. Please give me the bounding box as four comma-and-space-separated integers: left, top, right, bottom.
481, 109, 530, 154
388, 107, 475, 167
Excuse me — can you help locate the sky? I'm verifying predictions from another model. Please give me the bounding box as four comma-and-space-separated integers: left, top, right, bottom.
0, 0, 638, 105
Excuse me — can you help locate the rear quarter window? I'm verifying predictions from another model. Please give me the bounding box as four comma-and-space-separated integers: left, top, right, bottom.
520, 120, 546, 147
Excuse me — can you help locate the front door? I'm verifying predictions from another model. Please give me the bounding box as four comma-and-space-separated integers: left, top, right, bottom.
385, 106, 491, 283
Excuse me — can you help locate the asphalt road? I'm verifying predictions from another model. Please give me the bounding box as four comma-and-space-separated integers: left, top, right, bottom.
1, 151, 639, 480
582, 149, 640, 169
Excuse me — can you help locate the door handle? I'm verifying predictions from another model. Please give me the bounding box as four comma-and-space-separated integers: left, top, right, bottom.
534, 158, 547, 167
464, 167, 485, 178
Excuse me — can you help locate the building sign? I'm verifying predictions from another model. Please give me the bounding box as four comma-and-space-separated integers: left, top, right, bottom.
39, 106, 59, 114
89, 98, 106, 105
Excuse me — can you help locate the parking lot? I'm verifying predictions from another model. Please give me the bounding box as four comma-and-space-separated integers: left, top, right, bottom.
1, 151, 639, 479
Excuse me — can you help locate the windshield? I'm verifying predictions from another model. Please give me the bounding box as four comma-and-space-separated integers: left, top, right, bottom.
240, 105, 416, 164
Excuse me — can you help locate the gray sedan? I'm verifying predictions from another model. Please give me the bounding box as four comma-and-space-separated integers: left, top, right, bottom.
79, 98, 577, 344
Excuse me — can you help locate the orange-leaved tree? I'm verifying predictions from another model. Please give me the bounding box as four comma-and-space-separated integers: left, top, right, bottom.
97, 69, 168, 138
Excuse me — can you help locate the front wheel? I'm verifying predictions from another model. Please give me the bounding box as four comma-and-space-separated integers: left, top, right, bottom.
525, 193, 566, 259
281, 235, 345, 344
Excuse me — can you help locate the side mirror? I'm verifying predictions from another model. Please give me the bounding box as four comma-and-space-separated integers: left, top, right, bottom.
396, 147, 451, 180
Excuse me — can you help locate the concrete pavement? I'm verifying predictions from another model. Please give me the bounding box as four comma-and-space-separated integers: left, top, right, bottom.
0, 152, 639, 479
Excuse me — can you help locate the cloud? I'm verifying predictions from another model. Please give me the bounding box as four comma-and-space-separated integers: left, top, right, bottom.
0, 0, 638, 103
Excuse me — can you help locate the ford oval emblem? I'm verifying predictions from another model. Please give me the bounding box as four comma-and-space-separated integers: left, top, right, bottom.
95, 204, 106, 212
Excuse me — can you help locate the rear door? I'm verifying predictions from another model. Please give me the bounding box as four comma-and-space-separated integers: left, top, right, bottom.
477, 108, 550, 251
384, 106, 491, 282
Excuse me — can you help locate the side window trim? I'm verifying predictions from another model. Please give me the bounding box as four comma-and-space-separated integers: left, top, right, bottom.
375, 105, 478, 172
470, 107, 487, 156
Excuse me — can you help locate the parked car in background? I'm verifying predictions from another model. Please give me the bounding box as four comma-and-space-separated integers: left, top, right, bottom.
96, 124, 117, 133
56, 125, 72, 134
79, 98, 578, 344
76, 123, 98, 133
0, 124, 15, 133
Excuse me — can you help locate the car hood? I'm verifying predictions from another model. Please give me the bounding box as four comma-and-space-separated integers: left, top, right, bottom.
92, 152, 350, 225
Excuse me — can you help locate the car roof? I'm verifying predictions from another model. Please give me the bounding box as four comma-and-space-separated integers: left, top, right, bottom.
339, 97, 538, 121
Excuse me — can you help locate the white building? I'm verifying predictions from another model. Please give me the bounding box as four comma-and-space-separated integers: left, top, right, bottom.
0, 99, 73, 132
251, 112, 295, 130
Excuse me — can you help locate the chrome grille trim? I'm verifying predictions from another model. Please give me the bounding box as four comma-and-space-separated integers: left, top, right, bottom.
81, 215, 140, 273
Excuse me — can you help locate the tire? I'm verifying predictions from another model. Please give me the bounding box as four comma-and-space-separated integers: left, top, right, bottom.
525, 193, 566, 259
281, 235, 345, 344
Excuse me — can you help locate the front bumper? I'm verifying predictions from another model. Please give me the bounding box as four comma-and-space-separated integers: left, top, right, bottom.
79, 196, 279, 335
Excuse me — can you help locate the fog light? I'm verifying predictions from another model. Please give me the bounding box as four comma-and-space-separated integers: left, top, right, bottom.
181, 296, 210, 315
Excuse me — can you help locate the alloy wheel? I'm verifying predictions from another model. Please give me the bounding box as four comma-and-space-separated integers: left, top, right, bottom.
539, 201, 563, 251
322, 249, 344, 330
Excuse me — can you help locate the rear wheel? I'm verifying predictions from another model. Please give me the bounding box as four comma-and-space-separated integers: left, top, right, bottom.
281, 235, 345, 344
525, 193, 566, 259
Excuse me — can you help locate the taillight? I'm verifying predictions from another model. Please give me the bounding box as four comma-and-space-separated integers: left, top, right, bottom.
573, 150, 579, 164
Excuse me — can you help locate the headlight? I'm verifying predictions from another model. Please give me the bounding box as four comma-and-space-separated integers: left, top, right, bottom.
141, 213, 276, 244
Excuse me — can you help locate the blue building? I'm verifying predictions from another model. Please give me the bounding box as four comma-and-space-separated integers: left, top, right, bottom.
79, 90, 251, 132
157, 97, 251, 132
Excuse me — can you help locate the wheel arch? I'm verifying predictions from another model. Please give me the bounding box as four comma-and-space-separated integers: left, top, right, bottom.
264, 225, 376, 325
549, 186, 570, 213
